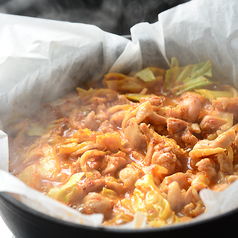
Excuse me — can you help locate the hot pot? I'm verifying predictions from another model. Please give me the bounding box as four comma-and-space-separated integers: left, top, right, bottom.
1, 192, 238, 238
1, 0, 238, 237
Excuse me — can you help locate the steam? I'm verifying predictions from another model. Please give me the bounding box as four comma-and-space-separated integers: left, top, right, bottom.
0, 0, 189, 35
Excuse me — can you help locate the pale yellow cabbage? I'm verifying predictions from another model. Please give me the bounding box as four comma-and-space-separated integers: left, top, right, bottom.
135, 68, 156, 82
101, 187, 117, 200
47, 172, 85, 204
121, 174, 179, 227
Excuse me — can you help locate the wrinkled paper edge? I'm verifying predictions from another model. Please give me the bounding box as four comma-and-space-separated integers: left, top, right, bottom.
1, 0, 238, 230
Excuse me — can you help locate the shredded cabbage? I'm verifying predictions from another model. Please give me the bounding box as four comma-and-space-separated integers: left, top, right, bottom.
103, 67, 164, 93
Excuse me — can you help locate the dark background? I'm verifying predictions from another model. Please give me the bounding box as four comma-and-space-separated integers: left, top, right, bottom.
0, 0, 189, 35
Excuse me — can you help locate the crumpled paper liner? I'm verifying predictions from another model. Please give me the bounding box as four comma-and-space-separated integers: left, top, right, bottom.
1, 0, 238, 229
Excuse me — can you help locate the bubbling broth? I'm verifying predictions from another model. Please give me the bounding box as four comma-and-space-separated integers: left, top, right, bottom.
7, 60, 238, 227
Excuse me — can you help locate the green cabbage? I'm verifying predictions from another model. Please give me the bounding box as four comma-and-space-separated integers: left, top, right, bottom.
47, 172, 85, 204
195, 88, 234, 100
135, 68, 156, 82
103, 68, 164, 94
165, 59, 212, 95
124, 94, 153, 102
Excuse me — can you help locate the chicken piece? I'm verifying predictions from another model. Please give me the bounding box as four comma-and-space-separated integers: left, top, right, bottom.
110, 110, 127, 128
168, 92, 202, 123
68, 108, 84, 129
95, 103, 108, 122
200, 115, 227, 134
140, 95, 165, 107
181, 184, 205, 218
84, 103, 108, 131
167, 118, 198, 147
84, 111, 99, 131
146, 112, 167, 126
139, 123, 153, 140
98, 120, 114, 133
196, 158, 217, 180
167, 181, 185, 212
212, 129, 235, 149
167, 118, 188, 134
217, 151, 233, 174
160, 173, 189, 194
212, 97, 238, 119
189, 129, 236, 160
119, 165, 141, 190
122, 101, 166, 131
49, 174, 125, 207
190, 123, 201, 134
181, 130, 198, 147
83, 192, 114, 218
136, 100, 167, 126
151, 151, 177, 175
168, 119, 200, 136
181, 202, 204, 218
124, 118, 146, 149
102, 156, 128, 176
140, 123, 185, 167
104, 178, 126, 194
190, 174, 210, 192
79, 179, 107, 196
183, 187, 201, 206
74, 149, 106, 174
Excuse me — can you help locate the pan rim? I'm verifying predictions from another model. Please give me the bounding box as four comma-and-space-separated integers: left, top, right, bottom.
1, 191, 238, 233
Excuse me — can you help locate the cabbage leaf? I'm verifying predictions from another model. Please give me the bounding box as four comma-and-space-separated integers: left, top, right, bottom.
195, 88, 234, 100
121, 174, 179, 227
165, 59, 212, 95
124, 94, 153, 102
104, 67, 165, 93
135, 68, 156, 82
26, 123, 46, 136
47, 172, 85, 204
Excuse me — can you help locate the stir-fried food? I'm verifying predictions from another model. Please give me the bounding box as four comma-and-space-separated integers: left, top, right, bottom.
8, 58, 238, 227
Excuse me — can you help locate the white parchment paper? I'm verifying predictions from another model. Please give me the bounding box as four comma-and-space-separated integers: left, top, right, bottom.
1, 0, 238, 229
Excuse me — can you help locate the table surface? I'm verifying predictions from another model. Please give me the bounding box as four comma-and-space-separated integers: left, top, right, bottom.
0, 216, 12, 238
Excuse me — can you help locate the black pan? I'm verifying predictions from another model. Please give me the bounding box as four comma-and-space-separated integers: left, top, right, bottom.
0, 191, 237, 238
